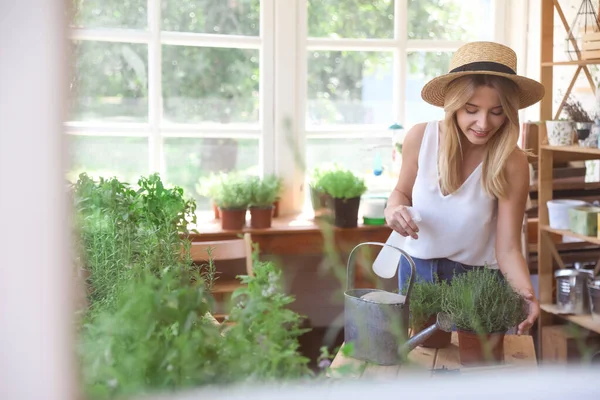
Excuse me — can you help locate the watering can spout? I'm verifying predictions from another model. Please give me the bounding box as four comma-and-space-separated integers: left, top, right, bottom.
399, 312, 453, 355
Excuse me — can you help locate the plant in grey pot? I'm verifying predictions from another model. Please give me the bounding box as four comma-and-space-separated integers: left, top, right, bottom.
318, 167, 367, 228
248, 174, 281, 229
442, 268, 526, 366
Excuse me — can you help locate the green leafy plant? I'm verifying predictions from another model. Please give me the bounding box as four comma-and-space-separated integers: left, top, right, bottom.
408, 278, 448, 329
442, 268, 526, 333
249, 174, 282, 208
318, 166, 367, 199
212, 173, 252, 210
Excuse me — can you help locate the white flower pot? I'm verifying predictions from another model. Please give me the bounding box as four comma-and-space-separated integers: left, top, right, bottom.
546, 120, 575, 146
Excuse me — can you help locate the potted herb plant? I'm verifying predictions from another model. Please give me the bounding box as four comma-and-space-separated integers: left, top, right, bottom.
213, 174, 251, 230
442, 268, 526, 366
408, 279, 451, 349
318, 167, 367, 228
248, 175, 281, 229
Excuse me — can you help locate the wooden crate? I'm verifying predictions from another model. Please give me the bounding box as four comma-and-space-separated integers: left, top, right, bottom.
541, 325, 600, 363
582, 32, 600, 60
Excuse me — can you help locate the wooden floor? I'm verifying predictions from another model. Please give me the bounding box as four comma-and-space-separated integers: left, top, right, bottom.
329, 333, 537, 379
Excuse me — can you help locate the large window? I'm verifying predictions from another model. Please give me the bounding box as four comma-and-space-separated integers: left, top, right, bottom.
67, 0, 501, 214
67, 0, 267, 211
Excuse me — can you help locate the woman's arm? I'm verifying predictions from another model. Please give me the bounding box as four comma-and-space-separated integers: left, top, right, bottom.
495, 148, 539, 335
384, 122, 426, 238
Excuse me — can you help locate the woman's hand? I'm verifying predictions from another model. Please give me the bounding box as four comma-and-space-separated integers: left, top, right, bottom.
517, 292, 540, 335
384, 205, 419, 239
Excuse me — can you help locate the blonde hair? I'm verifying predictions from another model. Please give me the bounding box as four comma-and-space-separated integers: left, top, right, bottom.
438, 75, 521, 199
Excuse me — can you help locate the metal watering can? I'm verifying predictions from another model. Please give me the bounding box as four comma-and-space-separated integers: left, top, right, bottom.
344, 242, 453, 365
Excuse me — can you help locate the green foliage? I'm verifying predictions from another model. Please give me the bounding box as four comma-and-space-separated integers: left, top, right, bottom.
442, 268, 527, 333
211, 173, 252, 210
249, 174, 283, 207
220, 261, 312, 381
408, 278, 448, 329
71, 172, 197, 309
318, 166, 367, 199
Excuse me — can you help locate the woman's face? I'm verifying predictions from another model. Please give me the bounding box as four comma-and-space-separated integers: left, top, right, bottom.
455, 85, 507, 146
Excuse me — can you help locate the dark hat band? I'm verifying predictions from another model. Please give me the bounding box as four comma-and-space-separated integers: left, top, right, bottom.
449, 61, 516, 75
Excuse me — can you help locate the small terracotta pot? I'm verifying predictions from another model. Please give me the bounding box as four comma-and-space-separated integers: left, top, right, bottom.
219, 208, 246, 230
457, 330, 505, 366
250, 206, 273, 229
272, 199, 280, 218
332, 196, 361, 228
412, 315, 452, 349
212, 202, 220, 220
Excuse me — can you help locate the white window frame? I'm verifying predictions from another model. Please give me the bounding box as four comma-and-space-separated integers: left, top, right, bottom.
275, 0, 507, 214
65, 0, 276, 193
66, 0, 513, 216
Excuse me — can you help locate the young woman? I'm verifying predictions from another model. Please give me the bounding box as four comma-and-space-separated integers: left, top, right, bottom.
384, 42, 545, 335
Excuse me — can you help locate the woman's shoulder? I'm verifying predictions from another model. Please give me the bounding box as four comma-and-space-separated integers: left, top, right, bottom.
504, 146, 530, 177
403, 121, 434, 150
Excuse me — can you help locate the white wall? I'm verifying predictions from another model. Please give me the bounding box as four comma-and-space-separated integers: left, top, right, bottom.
0, 1, 75, 399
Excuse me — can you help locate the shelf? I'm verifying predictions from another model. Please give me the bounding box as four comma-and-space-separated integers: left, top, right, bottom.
541, 225, 600, 245
541, 304, 600, 334
529, 181, 600, 192
539, 145, 600, 162
541, 59, 600, 66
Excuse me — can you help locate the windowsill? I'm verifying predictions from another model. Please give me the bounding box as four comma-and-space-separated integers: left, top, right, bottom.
190, 210, 391, 236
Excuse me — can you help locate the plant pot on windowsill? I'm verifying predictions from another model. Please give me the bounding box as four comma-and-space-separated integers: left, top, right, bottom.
250, 205, 274, 229
331, 196, 361, 228
219, 207, 247, 230
272, 198, 280, 218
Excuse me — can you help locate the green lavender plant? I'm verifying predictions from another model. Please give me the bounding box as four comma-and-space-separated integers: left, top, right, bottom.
442, 268, 526, 333
408, 278, 448, 329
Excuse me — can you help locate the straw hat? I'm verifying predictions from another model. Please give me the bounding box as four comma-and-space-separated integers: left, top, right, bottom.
421, 41, 545, 109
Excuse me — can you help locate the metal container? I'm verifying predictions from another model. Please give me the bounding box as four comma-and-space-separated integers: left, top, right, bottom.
555, 269, 593, 314
344, 242, 415, 366
588, 278, 600, 319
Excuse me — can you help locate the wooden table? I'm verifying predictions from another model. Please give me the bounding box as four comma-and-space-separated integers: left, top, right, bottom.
329, 333, 537, 379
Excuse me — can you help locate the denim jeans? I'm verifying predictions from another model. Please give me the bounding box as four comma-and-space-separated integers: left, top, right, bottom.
398, 255, 503, 292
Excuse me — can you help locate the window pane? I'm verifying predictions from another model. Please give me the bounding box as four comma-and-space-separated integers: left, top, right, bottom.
70, 41, 148, 123
407, 0, 493, 40
307, 51, 393, 126
161, 0, 260, 36
71, 0, 146, 29
404, 51, 452, 129
162, 46, 259, 124
163, 138, 259, 209
66, 136, 148, 184
306, 136, 395, 187
307, 0, 394, 38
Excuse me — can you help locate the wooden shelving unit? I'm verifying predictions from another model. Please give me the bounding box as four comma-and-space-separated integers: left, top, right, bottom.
537, 144, 600, 350
537, 0, 600, 356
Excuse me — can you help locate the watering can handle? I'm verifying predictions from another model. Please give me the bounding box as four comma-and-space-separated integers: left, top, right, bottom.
346, 241, 416, 301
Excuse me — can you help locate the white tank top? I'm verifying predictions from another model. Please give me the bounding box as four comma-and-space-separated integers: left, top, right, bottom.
403, 121, 498, 267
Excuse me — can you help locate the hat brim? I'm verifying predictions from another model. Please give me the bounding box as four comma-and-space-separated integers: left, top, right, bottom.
421, 71, 545, 110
